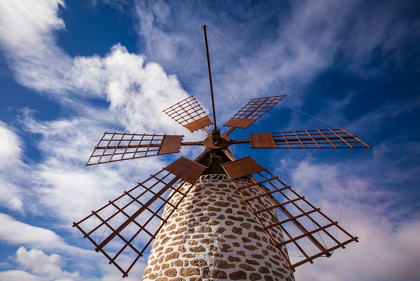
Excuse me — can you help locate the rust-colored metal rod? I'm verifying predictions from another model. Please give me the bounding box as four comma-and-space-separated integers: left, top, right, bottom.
256, 172, 330, 255
253, 196, 305, 215
95, 141, 203, 150
224, 127, 236, 136
244, 186, 288, 201
95, 176, 180, 252
264, 208, 321, 230
223, 149, 236, 161
277, 222, 337, 247
203, 25, 217, 129
291, 237, 358, 269
341, 128, 371, 148
230, 135, 368, 145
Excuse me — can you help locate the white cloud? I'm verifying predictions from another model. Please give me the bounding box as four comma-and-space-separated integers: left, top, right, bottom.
0, 0, 71, 94
0, 213, 92, 257
0, 0, 201, 228
281, 159, 420, 281
0, 270, 47, 281
256, 0, 419, 87
0, 0, 192, 134
0, 120, 22, 168
0, 121, 28, 213
15, 247, 79, 280
1, 0, 418, 280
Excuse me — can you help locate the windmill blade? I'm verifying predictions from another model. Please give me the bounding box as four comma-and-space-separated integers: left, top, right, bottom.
163, 95, 213, 133
86, 132, 188, 166
221, 156, 358, 270
73, 157, 206, 277
232, 128, 370, 149
223, 95, 286, 134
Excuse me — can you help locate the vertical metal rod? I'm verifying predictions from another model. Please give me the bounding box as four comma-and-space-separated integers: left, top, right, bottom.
203, 25, 217, 129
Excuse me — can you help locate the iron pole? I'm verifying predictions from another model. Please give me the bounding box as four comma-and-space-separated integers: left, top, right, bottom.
203, 25, 217, 129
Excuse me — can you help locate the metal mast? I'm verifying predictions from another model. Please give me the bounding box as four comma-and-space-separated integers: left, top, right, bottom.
203, 25, 221, 144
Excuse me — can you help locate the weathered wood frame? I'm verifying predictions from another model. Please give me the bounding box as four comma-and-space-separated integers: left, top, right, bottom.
248, 128, 370, 149
221, 157, 358, 270
73, 158, 206, 277
163, 96, 212, 133
86, 133, 184, 166
224, 95, 286, 133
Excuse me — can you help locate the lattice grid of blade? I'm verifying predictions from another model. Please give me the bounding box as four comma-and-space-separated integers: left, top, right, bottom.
222, 158, 358, 270
86, 133, 183, 166
266, 128, 370, 149
224, 95, 286, 129
163, 96, 212, 132
72, 169, 193, 278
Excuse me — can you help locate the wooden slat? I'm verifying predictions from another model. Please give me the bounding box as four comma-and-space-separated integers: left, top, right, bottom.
164, 157, 206, 184
158, 135, 183, 155
184, 116, 213, 132
221, 156, 265, 179
250, 132, 276, 148
224, 118, 255, 129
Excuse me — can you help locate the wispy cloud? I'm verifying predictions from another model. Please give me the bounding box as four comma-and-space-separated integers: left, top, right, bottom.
0, 0, 419, 280
276, 158, 420, 281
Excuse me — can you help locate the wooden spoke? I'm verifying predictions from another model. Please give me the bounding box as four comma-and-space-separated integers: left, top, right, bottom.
163, 96, 213, 133
86, 133, 185, 166
73, 158, 206, 277
221, 157, 358, 270
231, 128, 370, 149
224, 95, 286, 134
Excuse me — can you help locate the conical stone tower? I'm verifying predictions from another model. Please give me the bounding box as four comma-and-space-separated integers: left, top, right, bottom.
142, 174, 295, 281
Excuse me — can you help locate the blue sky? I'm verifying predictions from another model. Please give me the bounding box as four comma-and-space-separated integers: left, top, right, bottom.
0, 0, 419, 280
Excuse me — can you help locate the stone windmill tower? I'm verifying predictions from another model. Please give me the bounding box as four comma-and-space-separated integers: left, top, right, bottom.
73, 26, 370, 279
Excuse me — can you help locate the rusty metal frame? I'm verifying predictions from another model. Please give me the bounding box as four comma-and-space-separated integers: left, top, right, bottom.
73, 170, 192, 277
245, 128, 370, 149
74, 157, 205, 277
224, 95, 286, 134
163, 96, 212, 133
221, 157, 358, 270
86, 133, 184, 166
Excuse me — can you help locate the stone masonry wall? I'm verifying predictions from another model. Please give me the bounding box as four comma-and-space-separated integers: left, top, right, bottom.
142, 175, 295, 281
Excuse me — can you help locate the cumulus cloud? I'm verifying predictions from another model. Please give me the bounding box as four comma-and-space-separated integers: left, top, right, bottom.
0, 0, 200, 227
15, 247, 79, 280
0, 0, 192, 134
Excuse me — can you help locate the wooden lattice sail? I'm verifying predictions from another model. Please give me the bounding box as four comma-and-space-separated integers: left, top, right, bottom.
73, 157, 206, 277
224, 95, 286, 131
221, 156, 358, 269
163, 96, 212, 133
86, 133, 184, 166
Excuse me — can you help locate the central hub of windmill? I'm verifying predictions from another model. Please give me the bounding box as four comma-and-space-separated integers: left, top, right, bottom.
203, 129, 230, 150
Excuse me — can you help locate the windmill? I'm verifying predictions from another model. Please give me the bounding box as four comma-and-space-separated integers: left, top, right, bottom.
73, 26, 370, 279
